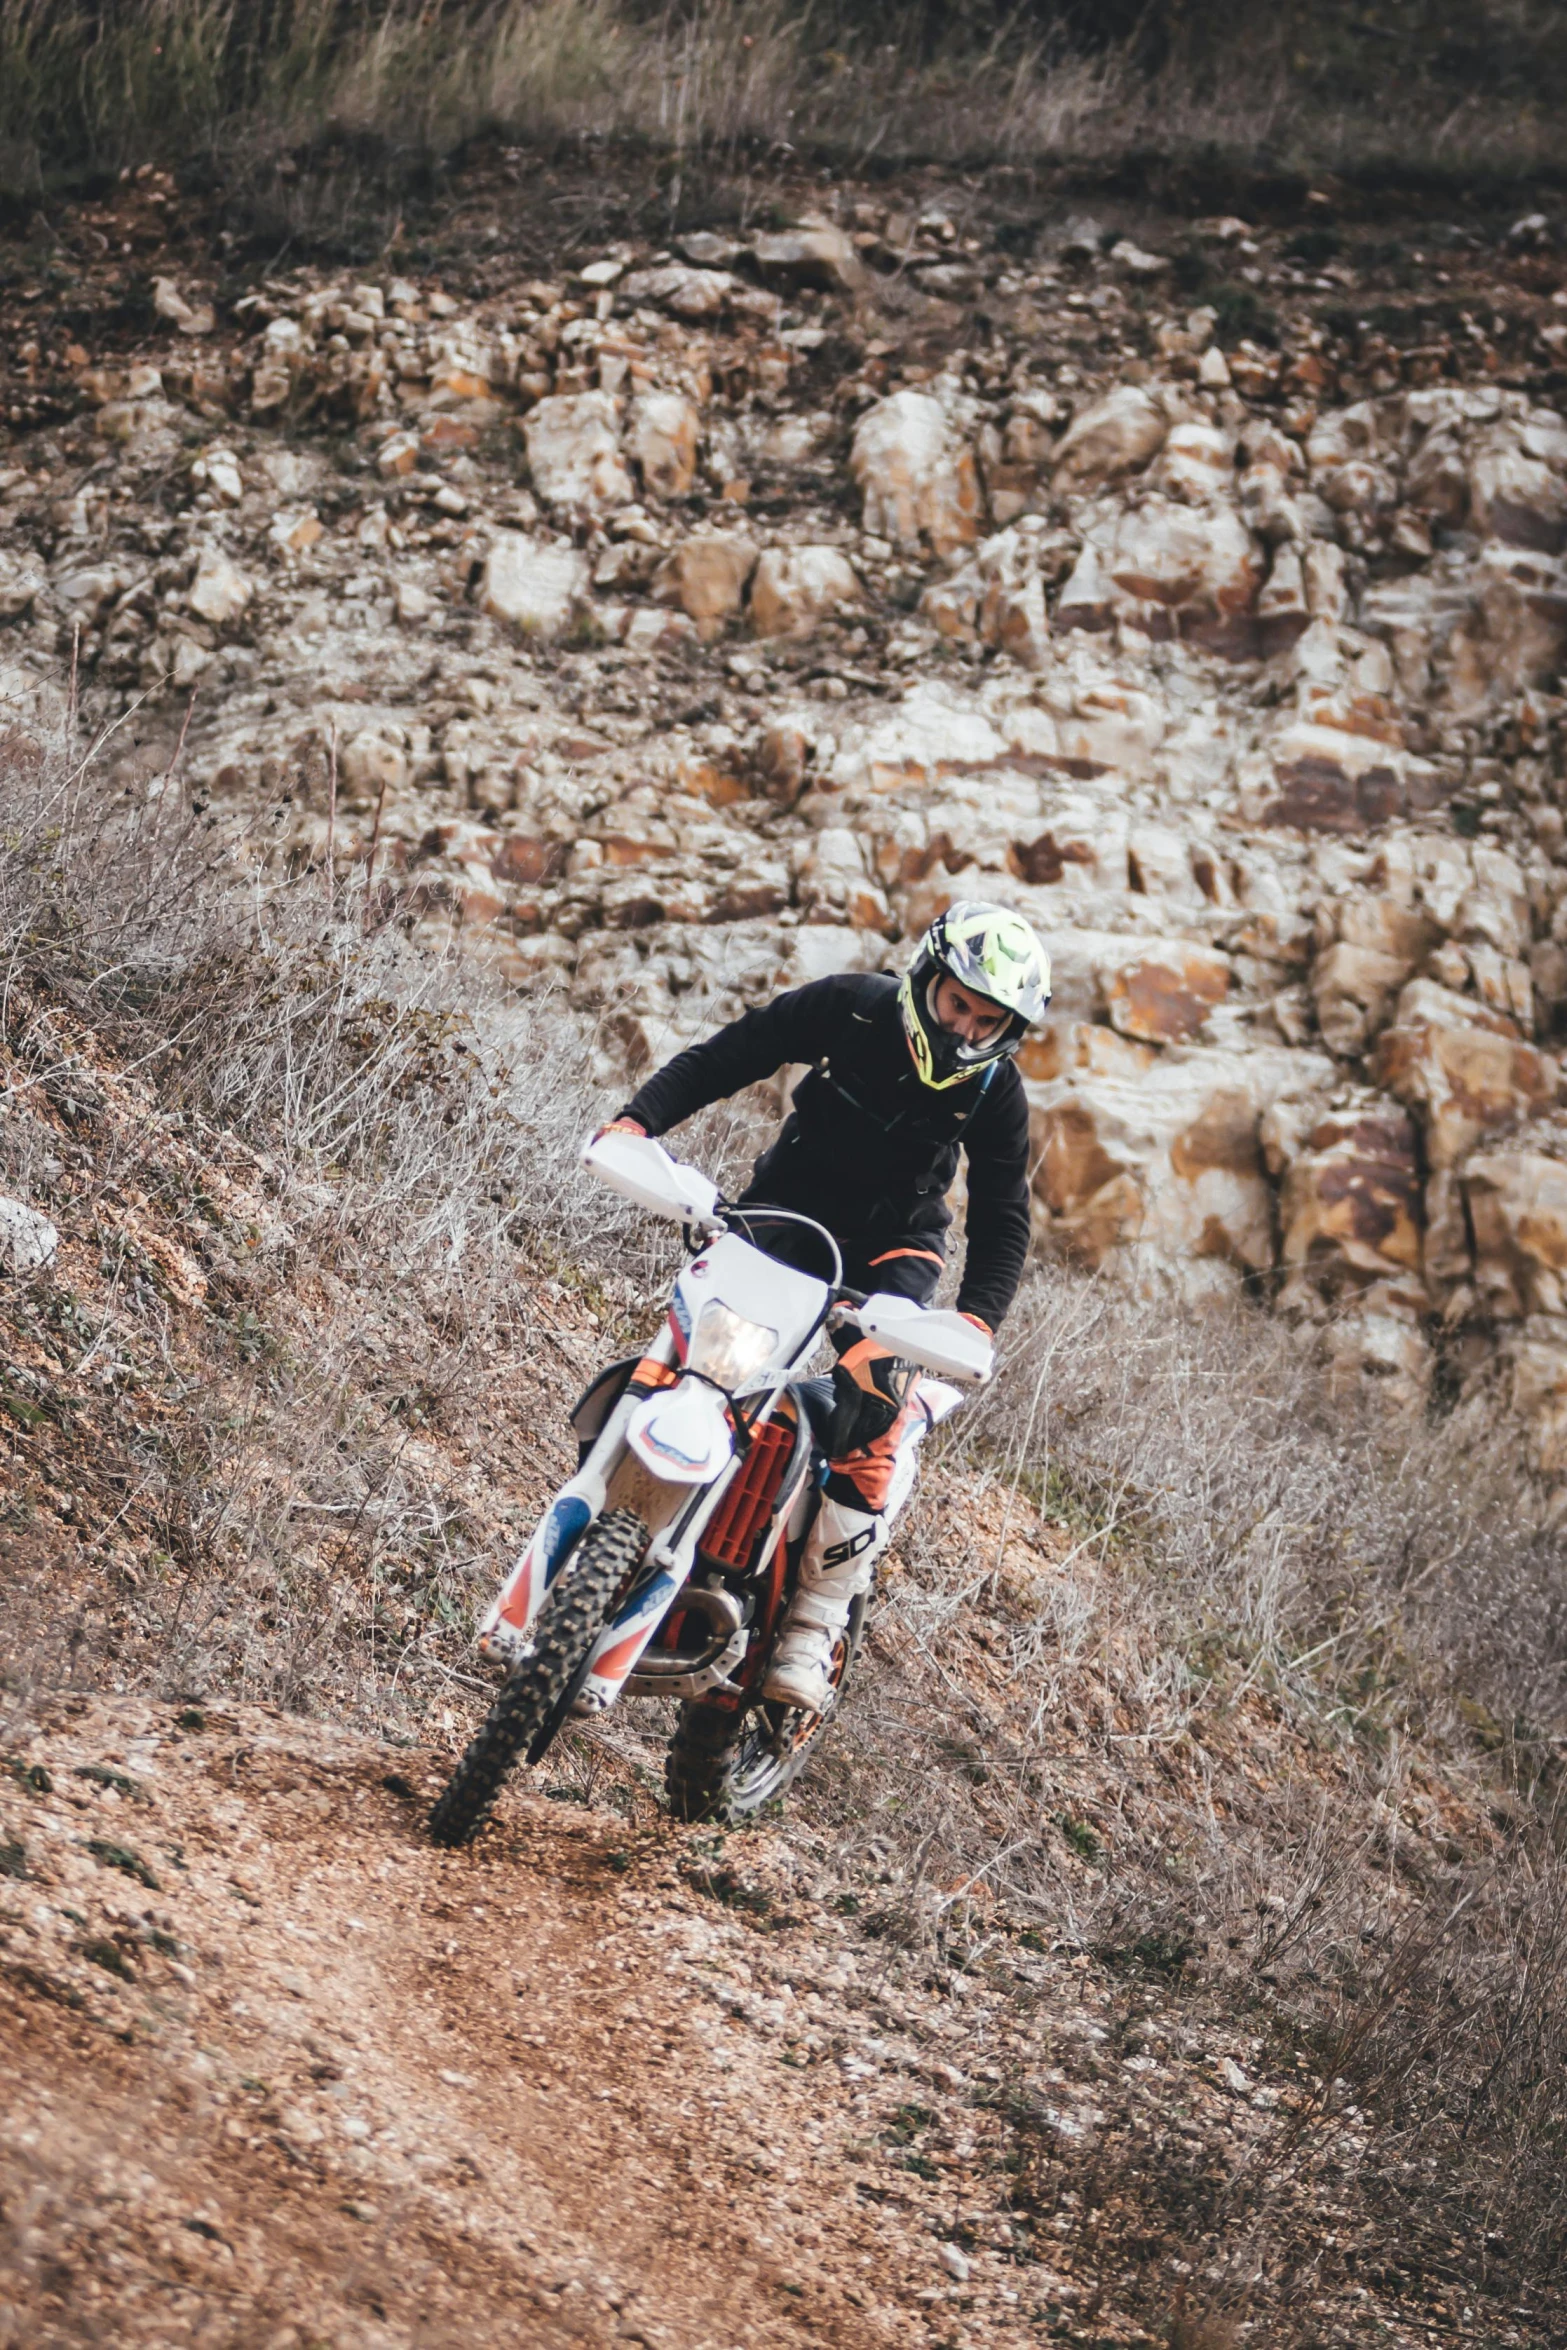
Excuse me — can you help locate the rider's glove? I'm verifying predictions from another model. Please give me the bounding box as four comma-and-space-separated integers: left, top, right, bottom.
958, 1312, 992, 1336
824, 1336, 915, 1460
594, 1115, 648, 1141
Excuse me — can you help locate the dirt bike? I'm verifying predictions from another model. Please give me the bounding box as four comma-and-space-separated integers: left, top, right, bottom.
427, 1128, 992, 1843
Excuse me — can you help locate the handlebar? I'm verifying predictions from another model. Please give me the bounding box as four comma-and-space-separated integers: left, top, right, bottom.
582, 1129, 991, 1382
718, 1200, 844, 1294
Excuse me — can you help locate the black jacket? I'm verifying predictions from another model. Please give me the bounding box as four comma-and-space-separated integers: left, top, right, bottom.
621, 973, 1032, 1329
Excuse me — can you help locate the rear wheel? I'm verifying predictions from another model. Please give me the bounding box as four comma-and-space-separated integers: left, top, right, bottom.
428, 1508, 648, 1849
665, 1598, 864, 1824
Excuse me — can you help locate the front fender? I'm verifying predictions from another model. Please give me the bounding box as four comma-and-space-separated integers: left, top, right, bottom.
626, 1376, 734, 1485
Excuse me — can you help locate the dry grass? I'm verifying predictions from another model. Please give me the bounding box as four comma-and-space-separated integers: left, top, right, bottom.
961, 1273, 1567, 1746
0, 703, 671, 1735
807, 1269, 1567, 2325
1, 0, 1563, 202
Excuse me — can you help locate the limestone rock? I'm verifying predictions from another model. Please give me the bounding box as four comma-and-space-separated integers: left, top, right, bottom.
41, 241, 1567, 1443
1460, 843, 1531, 961
340, 731, 407, 800
1257, 544, 1310, 653
523, 392, 632, 509
153, 276, 214, 336
191, 445, 243, 504
752, 223, 865, 293
1056, 499, 1263, 653
749, 546, 862, 639
756, 722, 810, 807
653, 534, 756, 635
1275, 1102, 1424, 1302
1372, 981, 1557, 1168
479, 535, 590, 638
1101, 496, 1263, 653
1052, 386, 1168, 489
628, 390, 700, 498
1150, 420, 1234, 503
1505, 1329, 1567, 1472
1239, 447, 1305, 545
826, 683, 1007, 795
1027, 1044, 1331, 1300
1405, 425, 1469, 523
0, 661, 68, 734
1443, 545, 1567, 708
1319, 1310, 1433, 1413
188, 550, 253, 628
1099, 939, 1231, 1044
1464, 1151, 1567, 1318
1468, 431, 1567, 553
1111, 239, 1170, 279
919, 525, 1049, 667
1055, 540, 1113, 633
677, 231, 742, 268
0, 551, 44, 621
269, 508, 321, 556
620, 265, 733, 321
1254, 720, 1414, 835
792, 829, 890, 929
0, 1196, 59, 1276
1303, 542, 1349, 624
850, 391, 981, 558
1017, 1019, 1156, 1087
1311, 942, 1413, 1058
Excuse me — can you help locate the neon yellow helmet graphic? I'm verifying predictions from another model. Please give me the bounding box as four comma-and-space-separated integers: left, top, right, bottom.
897, 900, 1052, 1091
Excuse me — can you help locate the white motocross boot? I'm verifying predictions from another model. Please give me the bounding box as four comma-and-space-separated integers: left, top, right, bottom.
762, 1495, 885, 1713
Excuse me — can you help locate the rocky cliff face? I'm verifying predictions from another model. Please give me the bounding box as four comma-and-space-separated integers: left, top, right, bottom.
5, 177, 1567, 1450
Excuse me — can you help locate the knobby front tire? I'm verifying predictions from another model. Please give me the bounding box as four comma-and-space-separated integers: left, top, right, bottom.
427, 1508, 649, 1849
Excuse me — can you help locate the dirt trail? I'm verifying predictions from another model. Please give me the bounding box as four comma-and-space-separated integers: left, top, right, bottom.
1, 1695, 1024, 2350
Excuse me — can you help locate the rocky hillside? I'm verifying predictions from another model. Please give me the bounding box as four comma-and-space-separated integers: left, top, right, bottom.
5, 157, 1567, 2347
2, 905, 1564, 2347
7, 165, 1567, 1449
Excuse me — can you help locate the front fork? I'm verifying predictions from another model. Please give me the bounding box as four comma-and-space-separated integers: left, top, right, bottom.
477, 1325, 753, 1708
479, 1322, 693, 1664
572, 1553, 706, 1715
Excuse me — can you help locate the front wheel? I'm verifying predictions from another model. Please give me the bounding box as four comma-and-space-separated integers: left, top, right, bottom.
665, 1597, 865, 1824
428, 1507, 648, 1848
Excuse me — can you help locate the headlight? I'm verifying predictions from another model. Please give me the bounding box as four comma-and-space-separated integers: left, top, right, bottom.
686, 1299, 778, 1390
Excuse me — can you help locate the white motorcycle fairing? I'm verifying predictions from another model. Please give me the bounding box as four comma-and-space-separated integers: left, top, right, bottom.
855, 1291, 994, 1384
477, 1230, 829, 1670
626, 1377, 734, 1485
573, 1235, 832, 1709
669, 1232, 828, 1378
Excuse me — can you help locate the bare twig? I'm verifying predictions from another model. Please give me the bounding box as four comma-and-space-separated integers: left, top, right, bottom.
362, 767, 389, 936
161, 688, 199, 791
324, 719, 338, 916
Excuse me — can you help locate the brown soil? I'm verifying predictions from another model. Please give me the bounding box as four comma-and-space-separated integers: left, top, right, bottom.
3, 1697, 932, 2350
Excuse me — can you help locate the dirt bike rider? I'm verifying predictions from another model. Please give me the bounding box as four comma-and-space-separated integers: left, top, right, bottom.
599, 900, 1051, 1714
